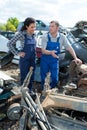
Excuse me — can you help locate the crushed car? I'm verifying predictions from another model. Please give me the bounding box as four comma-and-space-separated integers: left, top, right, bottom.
70, 23, 87, 44
0, 34, 14, 68
0, 31, 15, 40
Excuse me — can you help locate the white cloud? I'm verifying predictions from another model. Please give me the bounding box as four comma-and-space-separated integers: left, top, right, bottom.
0, 0, 87, 27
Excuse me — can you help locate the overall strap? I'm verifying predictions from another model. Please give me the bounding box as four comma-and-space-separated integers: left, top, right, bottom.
47, 33, 51, 42
24, 34, 27, 43
24, 34, 27, 38
24, 34, 35, 39
47, 33, 60, 42
24, 34, 35, 45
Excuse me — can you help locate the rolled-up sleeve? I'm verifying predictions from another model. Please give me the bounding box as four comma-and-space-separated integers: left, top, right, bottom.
41, 34, 48, 49
60, 34, 71, 49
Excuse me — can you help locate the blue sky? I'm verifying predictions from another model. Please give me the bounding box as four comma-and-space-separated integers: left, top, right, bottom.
0, 0, 87, 27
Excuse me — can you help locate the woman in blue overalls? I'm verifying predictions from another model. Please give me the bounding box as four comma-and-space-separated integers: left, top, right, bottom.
7, 17, 36, 91
19, 34, 36, 91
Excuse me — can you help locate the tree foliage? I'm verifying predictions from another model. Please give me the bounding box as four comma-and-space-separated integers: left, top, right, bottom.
7, 17, 19, 29
0, 17, 19, 32
0, 24, 6, 31
6, 21, 16, 32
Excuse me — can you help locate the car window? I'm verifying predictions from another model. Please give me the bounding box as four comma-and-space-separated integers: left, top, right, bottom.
0, 31, 15, 40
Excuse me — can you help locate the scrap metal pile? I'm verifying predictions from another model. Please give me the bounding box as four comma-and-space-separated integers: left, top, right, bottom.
0, 61, 87, 130
66, 61, 87, 97
0, 71, 21, 121
41, 61, 87, 130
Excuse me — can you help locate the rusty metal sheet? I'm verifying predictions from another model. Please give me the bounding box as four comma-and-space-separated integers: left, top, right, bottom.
47, 113, 87, 130
42, 93, 87, 113
0, 71, 15, 81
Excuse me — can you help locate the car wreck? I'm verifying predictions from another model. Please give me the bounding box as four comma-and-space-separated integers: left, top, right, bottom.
70, 23, 87, 45
1, 61, 86, 130
0, 34, 14, 68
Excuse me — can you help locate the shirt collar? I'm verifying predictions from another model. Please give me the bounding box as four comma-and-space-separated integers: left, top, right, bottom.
49, 32, 59, 38
23, 31, 35, 38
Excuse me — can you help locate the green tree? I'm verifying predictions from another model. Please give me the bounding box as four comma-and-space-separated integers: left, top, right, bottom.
0, 17, 19, 32
7, 17, 19, 29
0, 24, 6, 31
6, 21, 16, 32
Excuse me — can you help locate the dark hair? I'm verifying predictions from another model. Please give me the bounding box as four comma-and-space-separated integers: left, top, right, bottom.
21, 17, 36, 31
50, 20, 59, 27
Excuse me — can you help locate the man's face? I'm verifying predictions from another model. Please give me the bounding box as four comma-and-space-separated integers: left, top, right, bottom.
26, 23, 36, 35
49, 22, 59, 34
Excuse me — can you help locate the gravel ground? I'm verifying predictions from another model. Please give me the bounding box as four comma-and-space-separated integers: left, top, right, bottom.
0, 120, 20, 130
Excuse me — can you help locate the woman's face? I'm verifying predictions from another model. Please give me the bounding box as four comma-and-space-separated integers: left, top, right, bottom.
26, 23, 36, 35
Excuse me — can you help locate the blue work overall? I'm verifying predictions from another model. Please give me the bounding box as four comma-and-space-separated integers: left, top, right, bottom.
19, 34, 36, 91
40, 34, 60, 90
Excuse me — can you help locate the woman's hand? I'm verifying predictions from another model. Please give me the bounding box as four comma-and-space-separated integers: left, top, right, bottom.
18, 52, 25, 57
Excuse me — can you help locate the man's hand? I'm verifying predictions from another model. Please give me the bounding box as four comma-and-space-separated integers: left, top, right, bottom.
74, 57, 82, 65
51, 50, 59, 58
42, 48, 59, 58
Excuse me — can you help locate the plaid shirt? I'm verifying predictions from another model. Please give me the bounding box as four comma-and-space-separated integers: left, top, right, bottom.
7, 31, 35, 55
7, 31, 25, 55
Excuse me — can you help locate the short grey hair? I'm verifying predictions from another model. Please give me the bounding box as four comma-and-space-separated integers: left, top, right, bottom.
50, 20, 60, 27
